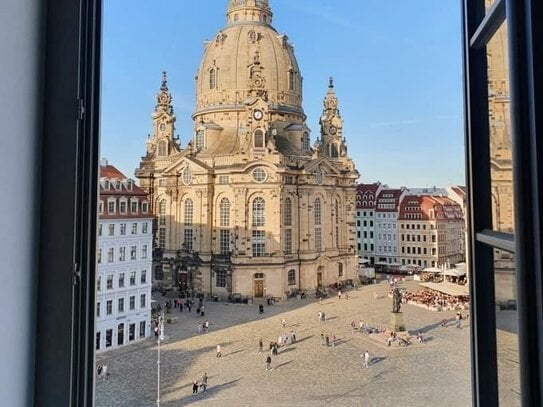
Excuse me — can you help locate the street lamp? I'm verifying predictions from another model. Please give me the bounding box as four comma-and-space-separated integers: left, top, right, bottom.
156, 311, 165, 407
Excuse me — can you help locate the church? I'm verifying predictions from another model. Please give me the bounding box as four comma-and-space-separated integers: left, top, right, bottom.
136, 0, 360, 299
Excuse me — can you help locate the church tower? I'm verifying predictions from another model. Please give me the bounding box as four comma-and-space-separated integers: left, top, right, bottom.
137, 1, 360, 298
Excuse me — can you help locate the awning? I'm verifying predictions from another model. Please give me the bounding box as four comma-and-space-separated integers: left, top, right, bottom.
444, 269, 466, 277
422, 267, 443, 273
419, 281, 470, 297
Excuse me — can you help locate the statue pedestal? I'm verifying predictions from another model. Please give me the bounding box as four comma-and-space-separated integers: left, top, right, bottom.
390, 312, 406, 332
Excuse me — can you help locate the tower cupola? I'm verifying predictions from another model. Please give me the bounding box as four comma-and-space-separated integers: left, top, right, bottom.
227, 0, 273, 25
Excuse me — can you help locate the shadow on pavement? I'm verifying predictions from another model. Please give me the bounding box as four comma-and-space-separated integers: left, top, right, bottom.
171, 378, 242, 407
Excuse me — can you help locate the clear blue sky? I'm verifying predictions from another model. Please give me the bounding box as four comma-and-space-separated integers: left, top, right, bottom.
101, 0, 465, 187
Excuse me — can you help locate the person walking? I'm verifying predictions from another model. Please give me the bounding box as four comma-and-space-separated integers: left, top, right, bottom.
259, 338, 264, 353
216, 344, 222, 358
281, 318, 286, 328
338, 290, 342, 300
192, 381, 199, 395
351, 320, 357, 333
266, 355, 272, 371
455, 312, 462, 329
179, 302, 183, 312
291, 330, 297, 343
362, 350, 370, 368
200, 373, 208, 392
332, 333, 336, 347
325, 334, 330, 347
320, 332, 325, 346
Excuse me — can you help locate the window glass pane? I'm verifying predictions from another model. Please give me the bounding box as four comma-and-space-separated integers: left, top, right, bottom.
494, 250, 521, 406
487, 21, 514, 233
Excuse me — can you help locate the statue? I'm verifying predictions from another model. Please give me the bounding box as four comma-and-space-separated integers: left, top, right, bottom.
392, 288, 402, 313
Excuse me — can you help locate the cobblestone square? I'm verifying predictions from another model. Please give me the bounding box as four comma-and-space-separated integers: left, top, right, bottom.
95, 280, 519, 406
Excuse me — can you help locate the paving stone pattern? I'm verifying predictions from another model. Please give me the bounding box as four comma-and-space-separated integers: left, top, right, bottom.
95, 280, 520, 407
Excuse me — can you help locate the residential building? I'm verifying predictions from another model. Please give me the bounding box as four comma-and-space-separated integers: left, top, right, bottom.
135, 0, 359, 299
398, 195, 464, 268
96, 161, 153, 352
355, 182, 384, 264
374, 188, 407, 264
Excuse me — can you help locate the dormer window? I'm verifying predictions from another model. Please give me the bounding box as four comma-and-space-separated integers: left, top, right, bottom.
126, 180, 133, 191
254, 129, 265, 148
104, 180, 110, 190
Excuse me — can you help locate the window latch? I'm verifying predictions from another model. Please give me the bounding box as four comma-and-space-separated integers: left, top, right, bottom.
73, 263, 81, 286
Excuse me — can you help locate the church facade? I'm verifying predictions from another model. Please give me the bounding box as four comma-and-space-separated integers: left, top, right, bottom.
136, 0, 359, 299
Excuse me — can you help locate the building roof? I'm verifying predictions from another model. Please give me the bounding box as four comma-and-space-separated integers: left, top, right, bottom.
356, 182, 382, 209
375, 188, 405, 212
398, 194, 464, 221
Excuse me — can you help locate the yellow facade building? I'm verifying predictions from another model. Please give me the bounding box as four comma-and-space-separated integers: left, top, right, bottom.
136, 0, 359, 299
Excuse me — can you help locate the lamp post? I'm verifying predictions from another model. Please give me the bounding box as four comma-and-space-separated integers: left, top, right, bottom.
156, 311, 165, 407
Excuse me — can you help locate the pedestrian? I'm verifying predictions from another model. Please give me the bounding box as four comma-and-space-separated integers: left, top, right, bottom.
197, 324, 202, 334
192, 381, 199, 394
455, 312, 462, 329
332, 333, 336, 347
320, 332, 325, 346
387, 332, 395, 347
200, 373, 208, 392
325, 334, 330, 347
266, 355, 272, 371
154, 326, 159, 337
319, 297, 323, 305
216, 344, 222, 358
277, 335, 283, 347
259, 338, 264, 353
201, 305, 205, 317
338, 290, 342, 300
179, 302, 183, 312
290, 330, 297, 343
417, 332, 424, 343
281, 318, 286, 328
351, 320, 356, 333
363, 350, 370, 368
359, 320, 364, 331
188, 302, 192, 313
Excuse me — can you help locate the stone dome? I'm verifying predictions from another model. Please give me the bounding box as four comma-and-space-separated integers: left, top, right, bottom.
193, 0, 304, 122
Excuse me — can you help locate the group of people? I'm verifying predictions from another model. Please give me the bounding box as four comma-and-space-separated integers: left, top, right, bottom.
397, 289, 469, 311
192, 372, 208, 395
197, 320, 211, 334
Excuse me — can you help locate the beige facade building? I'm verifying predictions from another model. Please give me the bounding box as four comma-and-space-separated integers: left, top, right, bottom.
398, 195, 465, 269
136, 0, 359, 299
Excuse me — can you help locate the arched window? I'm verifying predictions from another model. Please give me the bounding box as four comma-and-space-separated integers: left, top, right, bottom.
330, 143, 339, 159
288, 70, 295, 91
302, 132, 310, 151
158, 140, 167, 156
220, 198, 230, 227
184, 199, 193, 226
252, 197, 265, 227
254, 129, 265, 148
314, 198, 322, 226
284, 198, 292, 226
234, 13, 239, 22
209, 68, 216, 89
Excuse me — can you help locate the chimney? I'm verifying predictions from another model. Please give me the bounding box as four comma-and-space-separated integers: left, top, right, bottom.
100, 157, 108, 167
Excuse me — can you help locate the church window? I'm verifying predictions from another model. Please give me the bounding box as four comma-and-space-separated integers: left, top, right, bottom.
233, 14, 239, 22
195, 129, 205, 150
215, 270, 226, 288
209, 68, 216, 89
254, 129, 265, 148
159, 200, 166, 226
284, 198, 292, 226
302, 132, 310, 151
252, 230, 266, 257
158, 228, 165, 249
330, 143, 339, 159
288, 269, 296, 286
220, 229, 230, 255
219, 175, 229, 184
284, 229, 292, 255
315, 228, 322, 252
252, 167, 267, 183
288, 70, 295, 91
158, 140, 167, 156
314, 198, 322, 226
220, 198, 230, 227
252, 197, 265, 227
182, 166, 192, 185
184, 199, 194, 227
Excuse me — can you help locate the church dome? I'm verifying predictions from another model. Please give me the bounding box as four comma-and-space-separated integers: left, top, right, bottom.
193, 0, 304, 121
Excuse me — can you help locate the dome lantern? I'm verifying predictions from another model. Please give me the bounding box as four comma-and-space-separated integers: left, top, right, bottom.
227, 0, 273, 25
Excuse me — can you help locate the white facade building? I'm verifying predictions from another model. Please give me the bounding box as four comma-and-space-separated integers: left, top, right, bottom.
374, 188, 407, 265
95, 162, 153, 352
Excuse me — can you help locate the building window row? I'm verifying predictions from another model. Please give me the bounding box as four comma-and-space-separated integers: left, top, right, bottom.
99, 198, 149, 215
96, 270, 149, 292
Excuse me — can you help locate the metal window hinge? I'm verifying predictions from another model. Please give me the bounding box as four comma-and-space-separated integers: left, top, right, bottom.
78, 99, 85, 120
73, 263, 81, 286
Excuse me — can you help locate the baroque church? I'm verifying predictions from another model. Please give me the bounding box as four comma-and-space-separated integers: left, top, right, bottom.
136, 0, 359, 299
